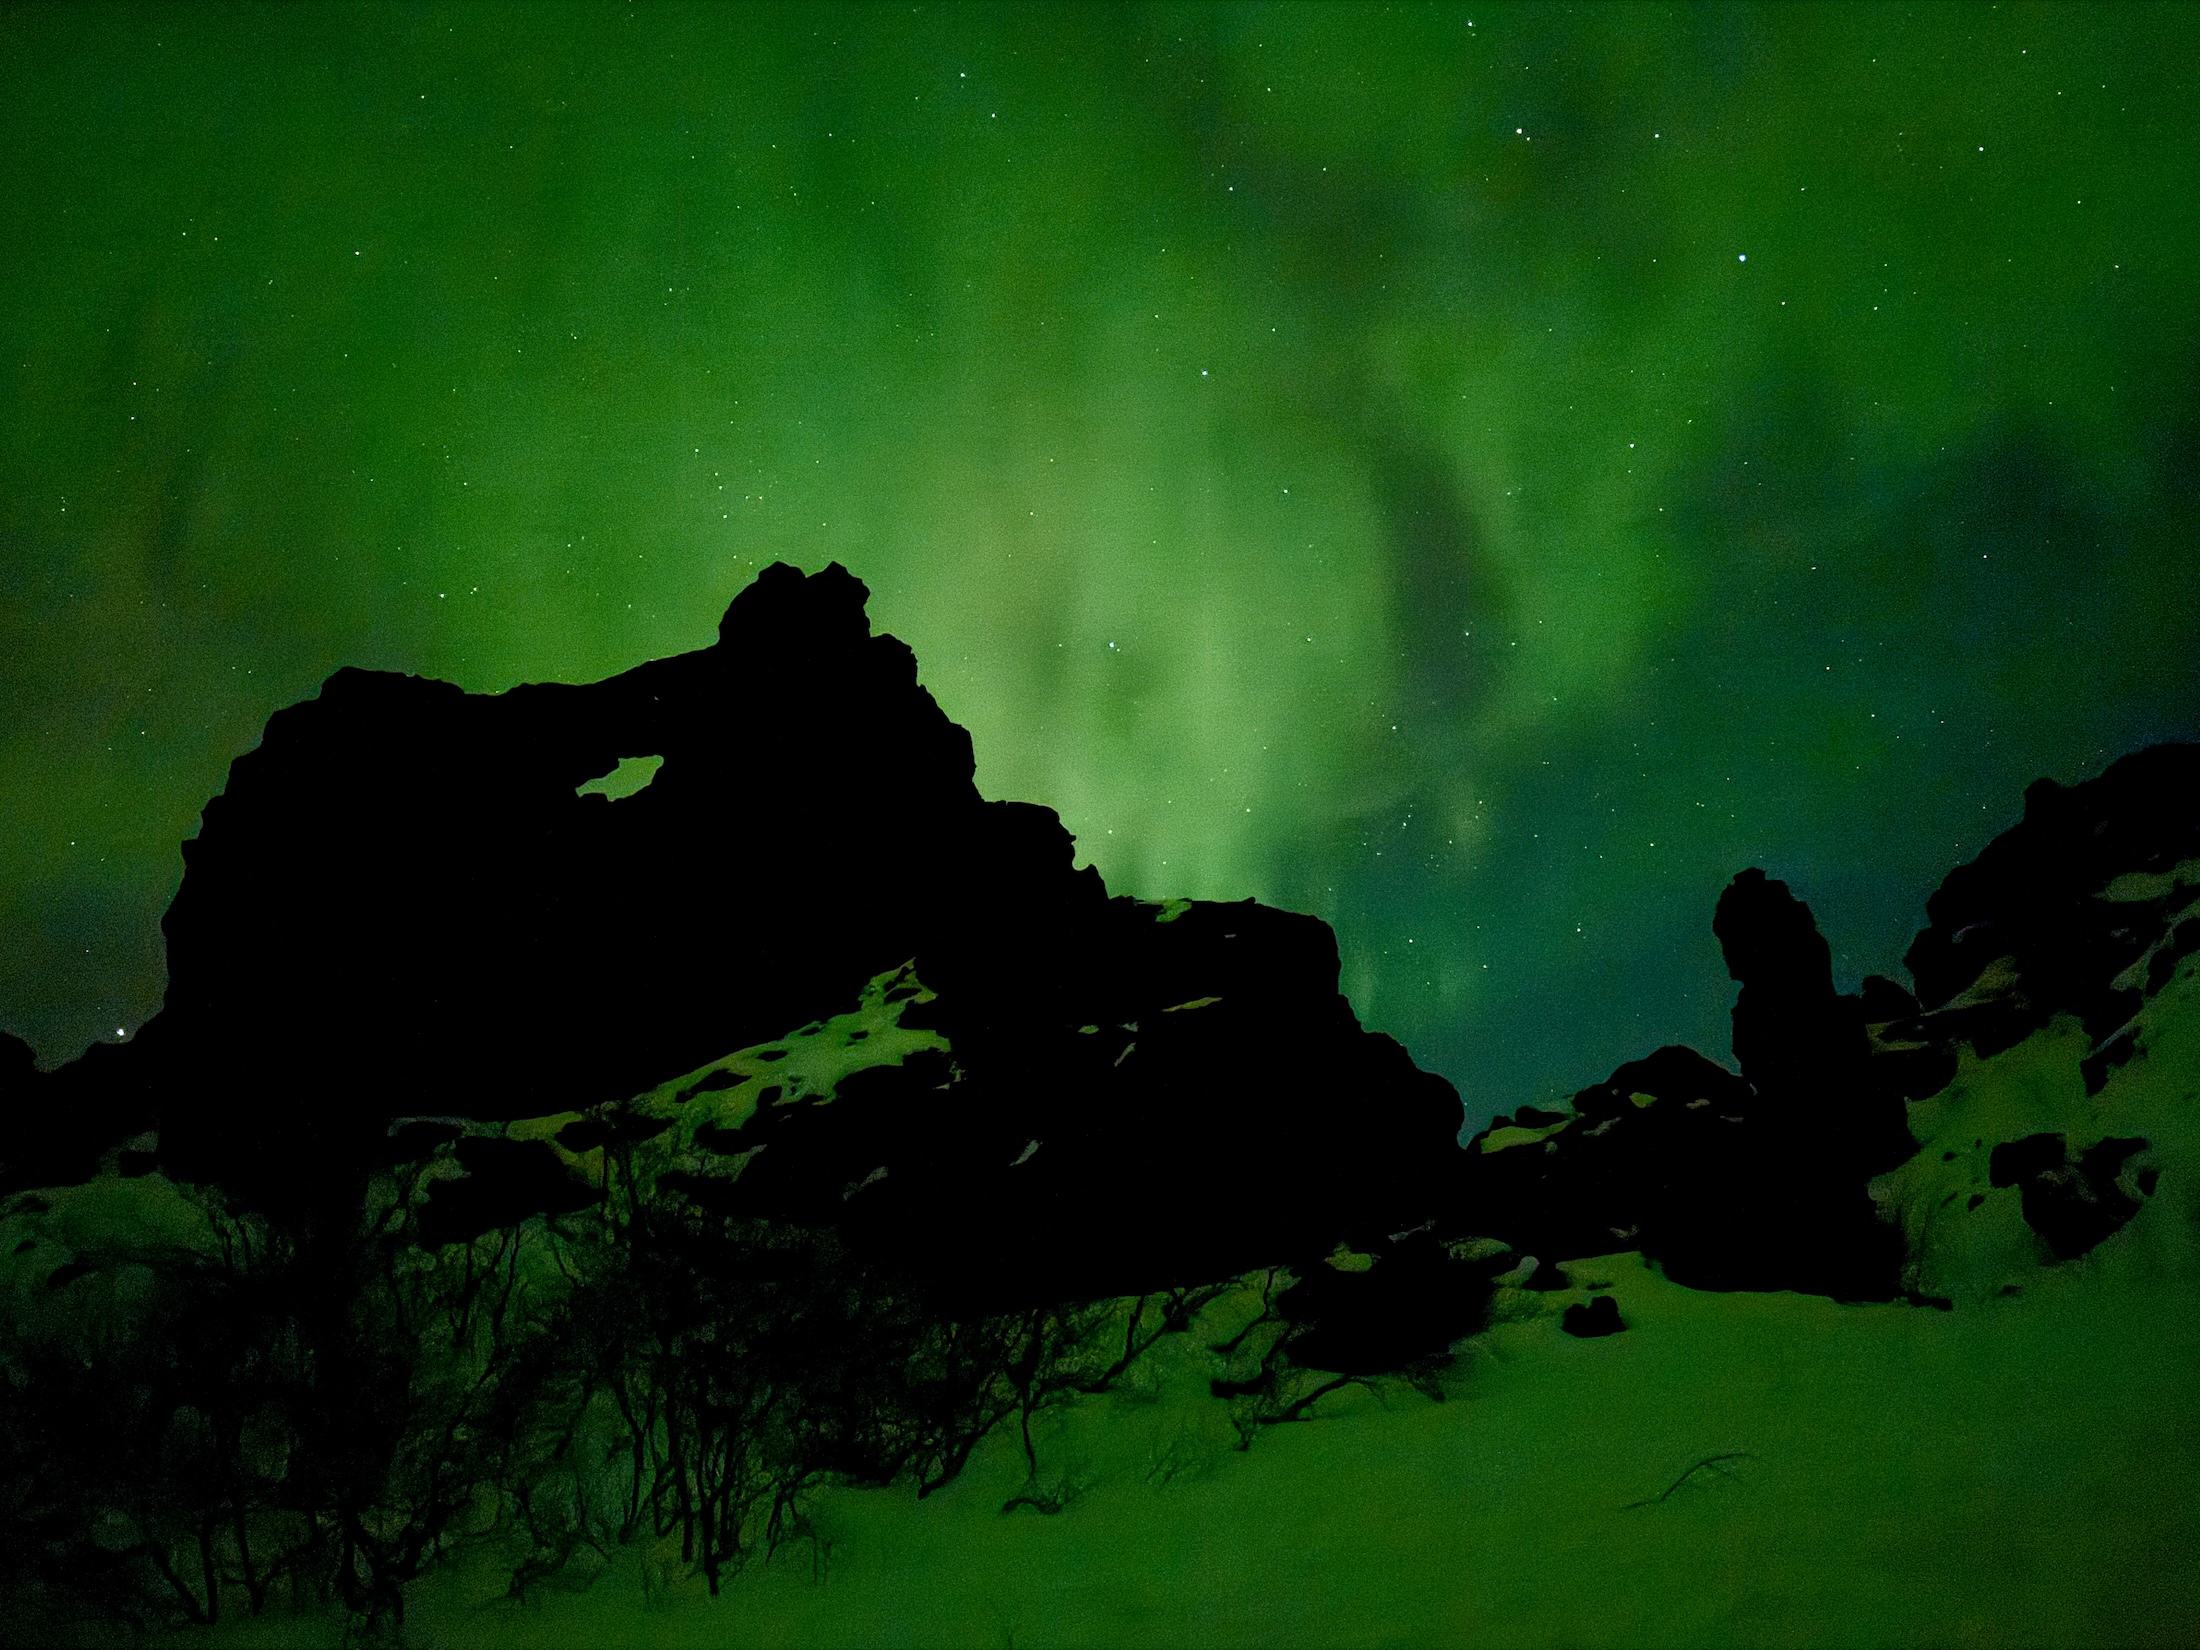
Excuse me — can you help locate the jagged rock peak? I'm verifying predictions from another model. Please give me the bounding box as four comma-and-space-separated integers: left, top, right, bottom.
1906, 742, 2200, 1013
719, 557, 874, 648
1713, 867, 1835, 998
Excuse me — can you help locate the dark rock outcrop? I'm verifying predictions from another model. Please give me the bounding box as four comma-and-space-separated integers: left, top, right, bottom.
416, 1137, 599, 1249
0, 563, 1463, 1311
1453, 878, 1909, 1302
1987, 1131, 2154, 1261
0, 1031, 31, 1097
0, 1032, 159, 1196
7, 561, 2194, 1343
145, 561, 1013, 1214
1717, 868, 1866, 1109
0, 1032, 35, 1162
1450, 742, 2200, 1305
1898, 744, 2200, 1062
718, 897, 1462, 1305
1561, 1295, 1624, 1337
1717, 869, 1914, 1180
1454, 1045, 1743, 1272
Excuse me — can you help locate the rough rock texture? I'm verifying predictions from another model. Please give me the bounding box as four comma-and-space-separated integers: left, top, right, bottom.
1987, 1132, 2154, 1262
1899, 744, 2200, 1065
150, 560, 1012, 1211
715, 897, 1466, 1306
5, 562, 2194, 1337
1561, 1295, 1624, 1337
1717, 868, 1916, 1180
1450, 749, 2200, 1300
1864, 746, 2197, 1266
0, 563, 1463, 1309
1452, 877, 1912, 1302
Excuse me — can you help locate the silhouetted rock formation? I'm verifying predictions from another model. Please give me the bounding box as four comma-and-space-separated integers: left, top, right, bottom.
0, 562, 1462, 1308
1718, 868, 1865, 1102
12, 569, 2200, 1642
1987, 1132, 2155, 1261
146, 561, 1011, 1216
1717, 868, 1915, 1179
714, 897, 1463, 1306
1899, 744, 2200, 1070
1447, 747, 2200, 1301
1452, 877, 1909, 1301
0, 1032, 31, 1116
6, 562, 2195, 1335
1561, 1295, 1623, 1337
1856, 748, 2195, 1278
0, 1032, 157, 1196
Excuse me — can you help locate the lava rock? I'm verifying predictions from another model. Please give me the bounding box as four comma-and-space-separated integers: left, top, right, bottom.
0, 1032, 159, 1195
1716, 869, 1913, 1180
1988, 1131, 2153, 1260
381, 1119, 464, 1164
8, 562, 1465, 1311
1561, 1295, 1624, 1337
1901, 745, 2200, 1066
1453, 876, 1908, 1303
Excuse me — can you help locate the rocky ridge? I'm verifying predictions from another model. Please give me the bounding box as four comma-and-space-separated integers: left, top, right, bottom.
6, 564, 2196, 1637
2, 563, 2196, 1355
1449, 743, 2200, 1325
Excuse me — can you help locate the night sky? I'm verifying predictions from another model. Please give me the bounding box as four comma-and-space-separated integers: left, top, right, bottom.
3, 3, 2195, 1122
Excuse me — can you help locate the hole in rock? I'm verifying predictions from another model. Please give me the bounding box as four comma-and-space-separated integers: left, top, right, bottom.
576, 754, 663, 801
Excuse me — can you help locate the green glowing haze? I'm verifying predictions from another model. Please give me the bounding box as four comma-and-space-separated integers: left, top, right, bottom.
2, 2, 2195, 1117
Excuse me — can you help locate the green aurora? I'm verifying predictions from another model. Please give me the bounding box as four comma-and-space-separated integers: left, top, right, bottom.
3, 1, 2196, 1119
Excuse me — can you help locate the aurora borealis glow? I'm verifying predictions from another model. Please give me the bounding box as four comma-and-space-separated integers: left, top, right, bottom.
3, 3, 2195, 1120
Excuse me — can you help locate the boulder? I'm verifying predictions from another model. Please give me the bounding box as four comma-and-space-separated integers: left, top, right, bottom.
1561, 1295, 1624, 1337
1987, 1131, 2154, 1261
